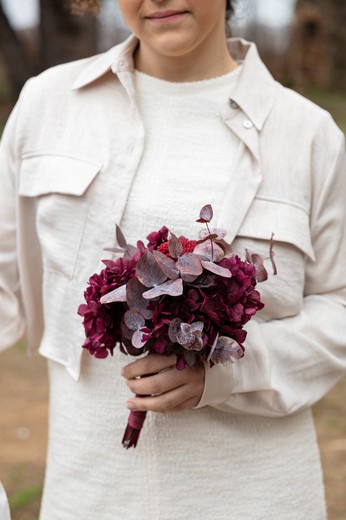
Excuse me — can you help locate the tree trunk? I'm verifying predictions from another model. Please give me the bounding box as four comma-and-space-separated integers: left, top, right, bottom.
0, 2, 33, 99
40, 0, 98, 68
328, 0, 346, 90
293, 0, 346, 90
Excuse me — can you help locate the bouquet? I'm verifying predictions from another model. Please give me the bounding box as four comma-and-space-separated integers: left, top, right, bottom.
78, 205, 276, 448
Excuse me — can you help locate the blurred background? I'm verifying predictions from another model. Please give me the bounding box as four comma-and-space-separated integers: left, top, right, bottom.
0, 1, 345, 519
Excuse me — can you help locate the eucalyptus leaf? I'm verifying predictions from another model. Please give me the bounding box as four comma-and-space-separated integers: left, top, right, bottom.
211, 336, 244, 365
207, 333, 220, 364
122, 337, 145, 356
269, 233, 277, 276
152, 250, 180, 280
121, 319, 135, 341
189, 273, 216, 288
177, 322, 204, 351
182, 349, 198, 368
142, 278, 183, 299
199, 227, 227, 240
193, 241, 224, 262
131, 329, 147, 349
196, 204, 213, 223
124, 310, 145, 331
180, 272, 199, 283
116, 224, 127, 249
168, 233, 183, 259
196, 233, 218, 245
250, 253, 268, 282
136, 251, 167, 288
100, 284, 127, 304
176, 253, 203, 276
168, 317, 182, 343
200, 260, 232, 278
126, 278, 153, 319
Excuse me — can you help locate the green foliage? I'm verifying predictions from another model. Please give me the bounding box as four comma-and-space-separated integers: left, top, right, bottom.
9, 485, 42, 512
306, 90, 346, 134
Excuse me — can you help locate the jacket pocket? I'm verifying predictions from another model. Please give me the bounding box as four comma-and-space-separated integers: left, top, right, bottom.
19, 154, 102, 278
233, 197, 314, 320
237, 197, 314, 260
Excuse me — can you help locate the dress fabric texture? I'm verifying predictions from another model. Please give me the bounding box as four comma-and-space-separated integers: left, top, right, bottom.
1, 35, 346, 519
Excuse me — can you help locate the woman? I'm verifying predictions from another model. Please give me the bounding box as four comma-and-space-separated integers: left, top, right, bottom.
0, 1, 345, 518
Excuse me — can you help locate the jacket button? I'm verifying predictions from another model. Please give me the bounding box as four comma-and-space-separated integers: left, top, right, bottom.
243, 119, 253, 129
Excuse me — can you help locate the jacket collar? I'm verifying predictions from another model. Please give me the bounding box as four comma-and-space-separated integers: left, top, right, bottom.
72, 35, 276, 131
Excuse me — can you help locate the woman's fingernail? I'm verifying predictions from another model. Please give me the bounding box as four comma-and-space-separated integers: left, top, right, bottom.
127, 401, 136, 410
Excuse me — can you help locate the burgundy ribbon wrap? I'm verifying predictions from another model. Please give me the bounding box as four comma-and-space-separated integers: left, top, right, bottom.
122, 396, 147, 449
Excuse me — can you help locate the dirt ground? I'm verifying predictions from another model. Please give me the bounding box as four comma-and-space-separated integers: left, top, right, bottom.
0, 345, 345, 520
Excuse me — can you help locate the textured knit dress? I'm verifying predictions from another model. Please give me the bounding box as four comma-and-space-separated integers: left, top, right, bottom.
39, 67, 327, 520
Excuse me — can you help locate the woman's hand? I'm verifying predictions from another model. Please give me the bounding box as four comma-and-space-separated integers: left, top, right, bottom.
121, 354, 205, 414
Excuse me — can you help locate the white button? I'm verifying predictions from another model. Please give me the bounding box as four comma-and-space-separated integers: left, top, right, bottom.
243, 119, 253, 129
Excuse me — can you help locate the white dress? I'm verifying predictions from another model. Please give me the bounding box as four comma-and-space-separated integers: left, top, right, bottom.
39, 69, 326, 520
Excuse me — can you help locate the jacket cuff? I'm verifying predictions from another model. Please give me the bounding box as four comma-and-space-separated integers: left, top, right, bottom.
194, 319, 271, 409
194, 361, 234, 408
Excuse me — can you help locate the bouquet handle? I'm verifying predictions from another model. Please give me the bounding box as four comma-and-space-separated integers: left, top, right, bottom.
122, 395, 147, 449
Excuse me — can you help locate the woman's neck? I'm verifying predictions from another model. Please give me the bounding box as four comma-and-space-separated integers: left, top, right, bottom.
134, 38, 238, 83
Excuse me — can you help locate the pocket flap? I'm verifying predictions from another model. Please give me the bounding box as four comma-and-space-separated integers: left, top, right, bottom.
237, 198, 315, 261
19, 154, 102, 197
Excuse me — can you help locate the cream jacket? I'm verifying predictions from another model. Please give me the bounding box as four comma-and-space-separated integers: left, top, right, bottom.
1, 36, 346, 417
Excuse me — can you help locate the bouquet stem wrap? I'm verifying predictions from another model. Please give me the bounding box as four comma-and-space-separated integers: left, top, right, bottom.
122, 399, 147, 449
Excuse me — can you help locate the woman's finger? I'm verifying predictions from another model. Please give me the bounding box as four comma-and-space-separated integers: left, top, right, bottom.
122, 354, 176, 380
126, 384, 201, 414
126, 366, 187, 396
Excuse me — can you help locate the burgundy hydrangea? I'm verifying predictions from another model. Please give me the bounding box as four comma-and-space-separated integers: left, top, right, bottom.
78, 257, 137, 358
146, 226, 169, 251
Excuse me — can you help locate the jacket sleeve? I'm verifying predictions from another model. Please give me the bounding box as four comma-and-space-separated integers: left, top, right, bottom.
196, 115, 346, 417
0, 482, 11, 520
0, 90, 28, 352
